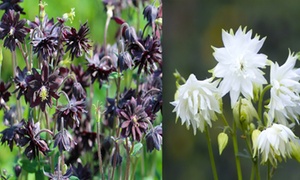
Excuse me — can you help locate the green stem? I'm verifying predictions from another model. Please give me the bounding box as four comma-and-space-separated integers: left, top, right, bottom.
267, 162, 271, 180
205, 124, 218, 180
125, 138, 131, 180
232, 120, 243, 180
258, 85, 272, 125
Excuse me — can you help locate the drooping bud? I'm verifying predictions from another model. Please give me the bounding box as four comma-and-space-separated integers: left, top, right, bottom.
290, 141, 300, 163
218, 132, 228, 155
252, 129, 261, 156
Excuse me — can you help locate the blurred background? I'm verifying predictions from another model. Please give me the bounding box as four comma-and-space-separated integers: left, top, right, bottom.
163, 0, 300, 179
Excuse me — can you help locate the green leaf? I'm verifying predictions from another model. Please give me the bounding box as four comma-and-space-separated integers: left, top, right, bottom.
35, 169, 45, 180
70, 176, 80, 180
20, 159, 38, 173
131, 142, 143, 156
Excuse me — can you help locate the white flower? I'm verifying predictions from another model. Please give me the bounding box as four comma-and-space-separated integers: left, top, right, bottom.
267, 51, 300, 125
211, 27, 268, 107
253, 123, 298, 166
170, 74, 221, 134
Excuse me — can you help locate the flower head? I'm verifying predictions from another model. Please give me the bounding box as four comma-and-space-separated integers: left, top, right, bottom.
253, 123, 298, 167
267, 51, 300, 125
118, 97, 149, 141
26, 61, 63, 111
0, 0, 25, 15
170, 74, 221, 134
0, 9, 28, 51
63, 22, 91, 60
211, 27, 268, 107
18, 119, 50, 160
145, 124, 162, 152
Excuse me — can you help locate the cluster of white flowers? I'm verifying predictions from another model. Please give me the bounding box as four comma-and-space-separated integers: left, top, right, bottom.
171, 26, 300, 166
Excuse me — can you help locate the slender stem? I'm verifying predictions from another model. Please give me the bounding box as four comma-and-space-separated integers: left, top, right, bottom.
125, 138, 131, 180
258, 85, 272, 125
130, 157, 138, 180
104, 14, 111, 56
232, 120, 243, 180
205, 124, 218, 180
12, 50, 22, 122
255, 159, 260, 180
267, 162, 271, 180
96, 108, 104, 180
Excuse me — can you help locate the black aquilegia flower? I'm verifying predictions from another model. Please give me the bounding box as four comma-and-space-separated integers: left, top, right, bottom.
18, 119, 50, 160
0, 9, 29, 51
44, 165, 73, 180
13, 66, 28, 100
129, 35, 162, 74
0, 80, 11, 110
62, 64, 90, 99
145, 124, 162, 152
118, 97, 149, 141
72, 162, 92, 180
86, 52, 117, 87
0, 119, 25, 151
64, 22, 91, 60
143, 5, 158, 24
29, 15, 60, 60
55, 95, 87, 130
26, 61, 63, 111
0, 0, 25, 15
53, 128, 76, 153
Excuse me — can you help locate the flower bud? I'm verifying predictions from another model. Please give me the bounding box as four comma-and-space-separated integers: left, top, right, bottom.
290, 141, 300, 162
233, 98, 259, 129
218, 132, 228, 155
252, 129, 261, 155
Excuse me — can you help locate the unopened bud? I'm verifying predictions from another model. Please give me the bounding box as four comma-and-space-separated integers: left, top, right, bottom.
218, 132, 228, 155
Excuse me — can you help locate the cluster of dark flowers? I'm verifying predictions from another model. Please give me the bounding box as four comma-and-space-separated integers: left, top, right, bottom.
0, 0, 162, 179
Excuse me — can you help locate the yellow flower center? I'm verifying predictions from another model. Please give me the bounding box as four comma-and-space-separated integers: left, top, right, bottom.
39, 86, 48, 101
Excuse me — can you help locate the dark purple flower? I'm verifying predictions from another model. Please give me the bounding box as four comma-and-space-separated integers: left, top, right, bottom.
53, 129, 76, 153
29, 15, 60, 60
72, 162, 92, 180
64, 22, 91, 60
117, 51, 132, 72
143, 5, 157, 24
31, 35, 58, 60
62, 64, 90, 99
3, 105, 17, 126
118, 97, 149, 141
0, 80, 11, 110
145, 124, 162, 152
26, 61, 63, 111
0, 0, 25, 15
13, 66, 28, 100
104, 88, 135, 128
0, 119, 25, 151
18, 119, 50, 160
129, 35, 162, 74
86, 52, 117, 87
0, 9, 28, 51
55, 96, 87, 130
44, 166, 73, 180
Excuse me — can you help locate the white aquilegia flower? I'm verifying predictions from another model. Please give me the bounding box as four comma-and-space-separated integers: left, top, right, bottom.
211, 27, 268, 107
253, 123, 298, 167
267, 51, 300, 126
170, 74, 221, 135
